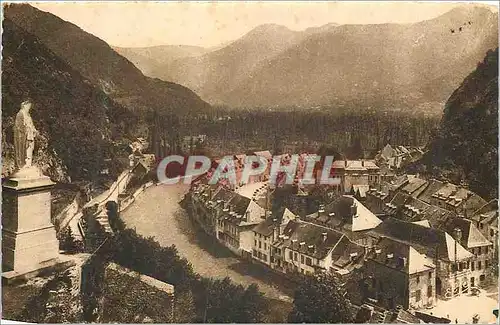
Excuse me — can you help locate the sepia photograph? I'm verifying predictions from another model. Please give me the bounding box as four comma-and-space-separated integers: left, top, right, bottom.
1, 1, 499, 323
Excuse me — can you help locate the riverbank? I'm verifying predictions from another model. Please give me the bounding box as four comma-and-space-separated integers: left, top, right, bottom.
121, 183, 293, 302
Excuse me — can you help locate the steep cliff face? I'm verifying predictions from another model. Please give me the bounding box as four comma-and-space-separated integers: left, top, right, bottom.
424, 48, 498, 199
2, 18, 134, 182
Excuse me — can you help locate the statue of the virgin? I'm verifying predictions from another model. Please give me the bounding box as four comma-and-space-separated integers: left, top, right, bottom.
14, 100, 38, 171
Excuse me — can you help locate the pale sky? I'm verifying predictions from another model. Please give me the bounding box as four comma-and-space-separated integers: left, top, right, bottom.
25, 1, 499, 48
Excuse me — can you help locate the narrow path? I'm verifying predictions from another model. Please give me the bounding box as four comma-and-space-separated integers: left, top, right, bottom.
121, 183, 292, 301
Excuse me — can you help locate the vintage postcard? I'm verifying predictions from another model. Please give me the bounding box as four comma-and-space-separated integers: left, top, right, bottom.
1, 1, 499, 323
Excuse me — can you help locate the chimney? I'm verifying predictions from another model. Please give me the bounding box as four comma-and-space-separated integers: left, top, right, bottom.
292, 239, 298, 248
375, 248, 382, 255
322, 232, 328, 242
308, 245, 315, 253
299, 242, 305, 249
350, 252, 358, 261
350, 202, 357, 216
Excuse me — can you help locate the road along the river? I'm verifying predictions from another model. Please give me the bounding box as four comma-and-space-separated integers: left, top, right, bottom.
121, 183, 292, 301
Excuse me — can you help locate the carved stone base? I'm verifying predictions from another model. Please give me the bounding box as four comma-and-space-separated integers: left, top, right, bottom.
2, 167, 59, 274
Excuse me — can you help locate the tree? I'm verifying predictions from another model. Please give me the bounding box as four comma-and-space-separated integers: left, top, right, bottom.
173, 290, 196, 323
59, 226, 80, 253
239, 283, 267, 323
288, 273, 353, 323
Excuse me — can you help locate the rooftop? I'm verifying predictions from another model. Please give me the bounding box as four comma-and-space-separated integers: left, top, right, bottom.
372, 218, 472, 262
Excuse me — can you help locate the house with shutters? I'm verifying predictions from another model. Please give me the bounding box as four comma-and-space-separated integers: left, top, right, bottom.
188, 183, 265, 257
328, 159, 381, 194
252, 207, 296, 267
371, 218, 473, 299
360, 237, 437, 310
471, 199, 498, 255
270, 219, 365, 277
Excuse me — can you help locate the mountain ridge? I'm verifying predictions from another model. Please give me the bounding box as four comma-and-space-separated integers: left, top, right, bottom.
138, 5, 497, 110
3, 3, 211, 116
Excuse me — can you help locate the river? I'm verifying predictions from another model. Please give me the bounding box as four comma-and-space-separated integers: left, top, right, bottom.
120, 183, 292, 301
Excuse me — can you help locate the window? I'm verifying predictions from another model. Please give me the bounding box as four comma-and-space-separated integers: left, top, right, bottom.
428, 272, 432, 279
253, 249, 257, 256
486, 246, 489, 254
294, 252, 298, 261
478, 261, 482, 270
416, 275, 420, 284
491, 229, 495, 237
472, 262, 475, 271
427, 285, 433, 297
479, 247, 482, 255
259, 241, 262, 249
486, 260, 489, 268
306, 257, 312, 266
289, 251, 293, 260
301, 255, 305, 264
263, 254, 267, 262
254, 240, 257, 247
264, 243, 267, 250
415, 290, 421, 302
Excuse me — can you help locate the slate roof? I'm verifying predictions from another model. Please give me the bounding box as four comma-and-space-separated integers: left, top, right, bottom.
372, 218, 472, 261
472, 199, 498, 220
416, 179, 445, 204
419, 205, 455, 228
305, 195, 381, 232
471, 199, 498, 228
253, 217, 277, 237
401, 178, 428, 196
441, 218, 491, 248
280, 220, 347, 260
369, 237, 435, 274
253, 207, 296, 237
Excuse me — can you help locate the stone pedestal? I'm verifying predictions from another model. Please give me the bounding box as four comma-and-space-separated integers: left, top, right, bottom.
2, 166, 60, 274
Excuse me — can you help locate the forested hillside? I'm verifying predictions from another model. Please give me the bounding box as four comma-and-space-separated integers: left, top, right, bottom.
423, 48, 498, 199
2, 18, 135, 182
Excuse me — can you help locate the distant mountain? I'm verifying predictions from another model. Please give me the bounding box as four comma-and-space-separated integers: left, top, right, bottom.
2, 17, 134, 183
114, 45, 208, 79
422, 47, 498, 199
160, 23, 309, 105
4, 4, 211, 116
160, 6, 497, 110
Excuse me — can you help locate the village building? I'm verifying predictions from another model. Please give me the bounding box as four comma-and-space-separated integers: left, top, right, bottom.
360, 237, 437, 310
271, 219, 365, 277
189, 183, 265, 257
471, 199, 498, 254
370, 187, 495, 287
371, 218, 474, 299
302, 195, 382, 248
252, 207, 296, 267
375, 144, 425, 170
329, 159, 381, 194
428, 182, 487, 217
